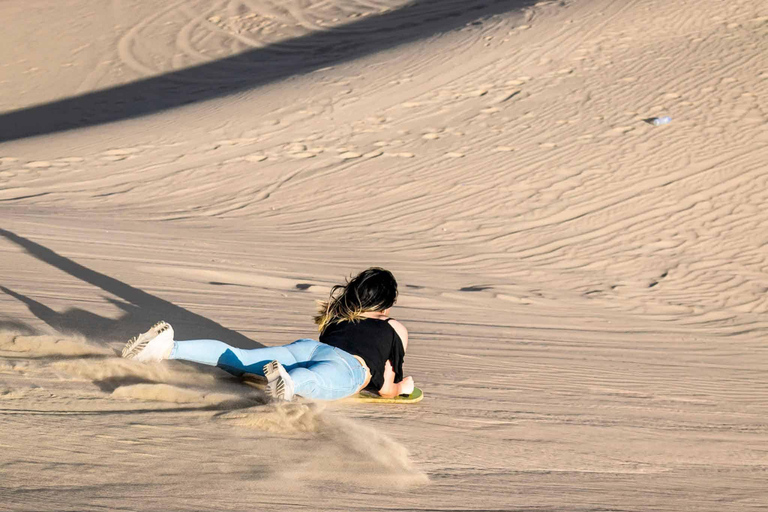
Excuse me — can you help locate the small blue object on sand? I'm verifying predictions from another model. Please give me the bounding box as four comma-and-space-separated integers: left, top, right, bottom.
651, 116, 672, 126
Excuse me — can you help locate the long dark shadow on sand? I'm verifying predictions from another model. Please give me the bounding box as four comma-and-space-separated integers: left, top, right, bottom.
0, 0, 535, 142
0, 228, 260, 348
0, 403, 257, 416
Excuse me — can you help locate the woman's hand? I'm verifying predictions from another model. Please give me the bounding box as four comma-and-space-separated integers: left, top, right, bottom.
398, 376, 415, 396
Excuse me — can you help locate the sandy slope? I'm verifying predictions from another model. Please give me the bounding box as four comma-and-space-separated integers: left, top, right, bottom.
1, 0, 767, 510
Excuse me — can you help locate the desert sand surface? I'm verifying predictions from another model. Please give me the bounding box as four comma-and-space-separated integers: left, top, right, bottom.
1, 0, 768, 510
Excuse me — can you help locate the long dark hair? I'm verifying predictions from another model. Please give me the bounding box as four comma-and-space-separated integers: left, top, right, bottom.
314, 267, 398, 332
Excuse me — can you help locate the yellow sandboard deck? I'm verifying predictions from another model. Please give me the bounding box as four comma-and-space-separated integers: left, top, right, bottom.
346, 387, 423, 404
241, 373, 423, 404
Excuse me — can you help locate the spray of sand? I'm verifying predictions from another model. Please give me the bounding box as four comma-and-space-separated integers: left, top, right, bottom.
1, 331, 425, 486
53, 356, 261, 407
112, 383, 244, 406
53, 357, 217, 386
0, 331, 112, 357
218, 401, 326, 433
218, 402, 429, 487
0, 330, 258, 406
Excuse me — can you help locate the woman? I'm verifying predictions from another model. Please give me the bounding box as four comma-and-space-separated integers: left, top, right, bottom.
122, 267, 415, 401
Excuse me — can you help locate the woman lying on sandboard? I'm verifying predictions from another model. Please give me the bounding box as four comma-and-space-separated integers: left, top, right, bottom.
122, 267, 414, 401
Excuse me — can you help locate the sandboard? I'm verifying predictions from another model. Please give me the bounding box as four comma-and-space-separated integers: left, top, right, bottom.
241, 373, 423, 404
346, 386, 423, 404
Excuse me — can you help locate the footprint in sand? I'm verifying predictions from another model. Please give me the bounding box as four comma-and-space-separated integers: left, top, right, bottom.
459, 285, 493, 292
99, 148, 144, 162
285, 143, 319, 160
603, 126, 634, 137
465, 89, 488, 98
215, 138, 258, 147
289, 152, 316, 160
24, 161, 52, 169
285, 143, 307, 152
496, 294, 532, 305
492, 90, 520, 104
101, 148, 144, 156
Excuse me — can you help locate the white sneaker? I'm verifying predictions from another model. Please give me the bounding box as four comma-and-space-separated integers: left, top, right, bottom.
122, 321, 175, 362
263, 360, 294, 401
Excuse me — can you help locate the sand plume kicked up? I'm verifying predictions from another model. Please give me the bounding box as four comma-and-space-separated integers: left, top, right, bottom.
111, 382, 243, 406
0, 331, 113, 358
53, 354, 263, 406
218, 402, 429, 487
299, 413, 430, 487
218, 401, 326, 433
0, 330, 260, 406
53, 357, 219, 387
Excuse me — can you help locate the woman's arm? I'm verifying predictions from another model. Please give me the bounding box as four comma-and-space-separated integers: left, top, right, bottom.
377, 318, 413, 398
387, 319, 408, 352
378, 361, 414, 398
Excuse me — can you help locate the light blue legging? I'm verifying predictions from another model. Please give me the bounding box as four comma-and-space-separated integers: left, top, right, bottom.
169, 338, 368, 401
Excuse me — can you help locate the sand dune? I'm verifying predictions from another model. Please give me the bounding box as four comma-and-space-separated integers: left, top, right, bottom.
1, 0, 767, 510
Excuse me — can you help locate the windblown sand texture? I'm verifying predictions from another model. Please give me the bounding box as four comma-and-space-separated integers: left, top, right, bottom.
2, 0, 768, 510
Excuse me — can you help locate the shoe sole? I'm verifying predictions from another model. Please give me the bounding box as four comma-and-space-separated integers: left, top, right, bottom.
273, 378, 290, 400
263, 360, 281, 383
122, 321, 170, 359
263, 360, 293, 401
